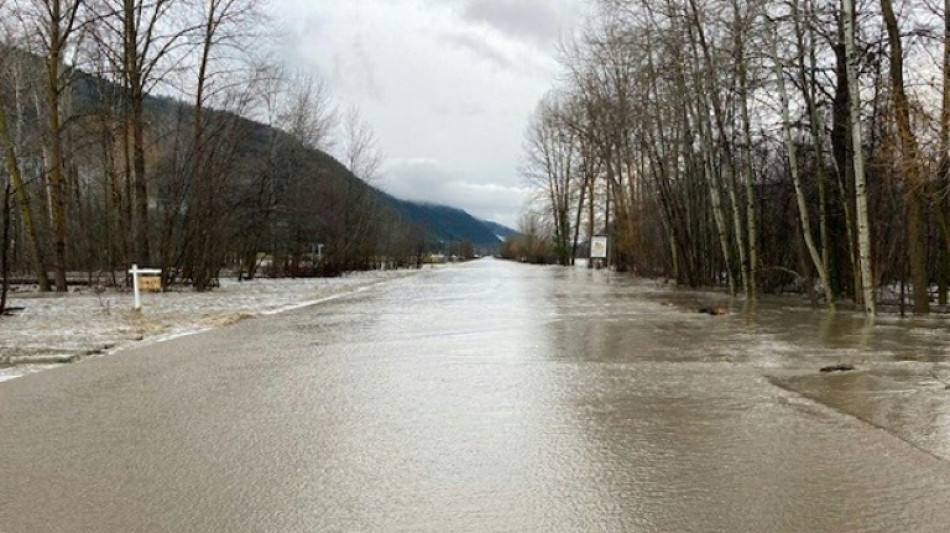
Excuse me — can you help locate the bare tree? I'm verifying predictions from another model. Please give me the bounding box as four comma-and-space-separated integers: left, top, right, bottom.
880, 0, 928, 313
279, 73, 337, 151
522, 95, 579, 266
768, 11, 833, 307
0, 41, 51, 290
91, 0, 192, 267
184, 0, 263, 290
338, 106, 381, 183
325, 106, 385, 272
12, 0, 88, 291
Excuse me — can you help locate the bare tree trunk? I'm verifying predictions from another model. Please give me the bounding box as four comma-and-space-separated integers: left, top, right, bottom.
880, 0, 928, 313
736, 36, 758, 300
0, 96, 51, 291
938, 0, 950, 305
112, 0, 188, 266
698, 116, 734, 293
587, 170, 596, 269
1, 184, 10, 313
46, 2, 70, 292
189, 0, 216, 290
943, 0, 950, 183
571, 163, 593, 265
797, 0, 834, 304
770, 18, 834, 308
843, 0, 876, 315
685, 0, 740, 294
131, 84, 150, 265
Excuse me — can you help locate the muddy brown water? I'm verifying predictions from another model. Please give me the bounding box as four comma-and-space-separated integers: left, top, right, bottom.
1, 258, 950, 531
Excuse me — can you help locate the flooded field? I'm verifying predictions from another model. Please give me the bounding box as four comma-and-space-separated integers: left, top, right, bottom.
1, 259, 949, 531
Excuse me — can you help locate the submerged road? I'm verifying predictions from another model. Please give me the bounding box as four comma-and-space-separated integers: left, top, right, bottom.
2, 259, 950, 531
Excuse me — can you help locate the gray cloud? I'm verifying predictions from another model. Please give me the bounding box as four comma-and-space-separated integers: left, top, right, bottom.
431, 100, 487, 117
460, 0, 566, 48
383, 159, 528, 228
438, 31, 513, 70
351, 37, 383, 100
330, 36, 383, 101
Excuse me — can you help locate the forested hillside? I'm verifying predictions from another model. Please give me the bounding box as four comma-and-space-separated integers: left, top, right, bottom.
386, 199, 506, 249
1, 49, 430, 289
480, 220, 519, 241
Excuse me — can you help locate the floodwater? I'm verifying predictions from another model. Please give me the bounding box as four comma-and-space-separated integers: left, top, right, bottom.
2, 258, 950, 531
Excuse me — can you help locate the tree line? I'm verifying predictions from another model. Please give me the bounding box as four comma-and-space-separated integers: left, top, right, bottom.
0, 0, 428, 300
516, 0, 950, 315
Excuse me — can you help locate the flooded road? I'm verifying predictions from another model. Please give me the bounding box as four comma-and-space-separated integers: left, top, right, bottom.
2, 258, 950, 531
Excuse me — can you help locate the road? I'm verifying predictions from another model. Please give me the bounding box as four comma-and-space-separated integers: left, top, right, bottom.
2, 259, 950, 531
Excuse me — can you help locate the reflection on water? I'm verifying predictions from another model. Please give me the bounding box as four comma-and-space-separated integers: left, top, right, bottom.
1, 259, 950, 532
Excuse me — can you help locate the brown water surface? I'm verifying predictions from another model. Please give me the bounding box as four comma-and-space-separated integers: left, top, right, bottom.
2, 259, 950, 531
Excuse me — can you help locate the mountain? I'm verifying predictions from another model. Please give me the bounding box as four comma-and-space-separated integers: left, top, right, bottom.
67, 52, 516, 254
1, 47, 514, 280
384, 198, 506, 249
480, 219, 518, 240
1, 48, 432, 280
73, 57, 503, 257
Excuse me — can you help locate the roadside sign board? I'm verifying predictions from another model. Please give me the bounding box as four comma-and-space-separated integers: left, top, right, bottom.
591, 236, 608, 259
139, 275, 162, 293
128, 264, 162, 310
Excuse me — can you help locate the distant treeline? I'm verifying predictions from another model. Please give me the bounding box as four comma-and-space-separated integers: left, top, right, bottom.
517, 0, 950, 315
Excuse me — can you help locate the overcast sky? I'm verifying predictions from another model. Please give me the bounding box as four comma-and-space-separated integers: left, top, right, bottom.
270, 0, 589, 228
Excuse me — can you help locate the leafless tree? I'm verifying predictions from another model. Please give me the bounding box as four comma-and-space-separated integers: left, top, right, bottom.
518, 0, 937, 314
90, 0, 193, 266
10, 0, 89, 291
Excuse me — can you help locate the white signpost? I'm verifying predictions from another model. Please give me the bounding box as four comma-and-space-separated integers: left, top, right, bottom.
128, 264, 162, 310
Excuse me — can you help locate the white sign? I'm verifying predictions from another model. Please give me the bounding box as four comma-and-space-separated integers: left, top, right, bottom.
128, 264, 162, 310
590, 236, 608, 259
